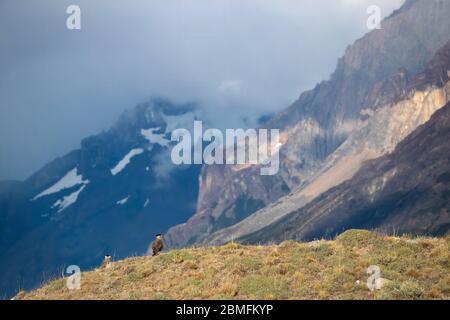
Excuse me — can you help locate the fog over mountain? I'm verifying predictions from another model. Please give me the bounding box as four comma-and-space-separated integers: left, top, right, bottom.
0, 0, 403, 180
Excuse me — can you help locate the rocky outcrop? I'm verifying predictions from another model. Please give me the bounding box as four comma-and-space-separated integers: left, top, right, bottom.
207, 41, 450, 245
165, 0, 450, 248
241, 101, 450, 243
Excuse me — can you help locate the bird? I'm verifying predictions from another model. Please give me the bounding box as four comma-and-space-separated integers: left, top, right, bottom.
151, 234, 164, 256
100, 255, 112, 269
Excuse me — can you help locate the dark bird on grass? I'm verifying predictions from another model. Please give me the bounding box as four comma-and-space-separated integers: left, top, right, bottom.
151, 234, 164, 256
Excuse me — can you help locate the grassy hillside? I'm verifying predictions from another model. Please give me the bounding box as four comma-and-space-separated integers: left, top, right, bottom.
16, 230, 450, 300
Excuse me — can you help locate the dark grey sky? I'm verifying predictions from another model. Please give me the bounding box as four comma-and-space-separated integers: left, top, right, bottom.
0, 0, 403, 180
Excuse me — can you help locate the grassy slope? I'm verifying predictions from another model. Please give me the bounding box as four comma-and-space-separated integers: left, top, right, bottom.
17, 230, 450, 300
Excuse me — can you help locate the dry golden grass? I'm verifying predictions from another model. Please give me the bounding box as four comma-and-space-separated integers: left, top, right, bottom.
16, 230, 450, 300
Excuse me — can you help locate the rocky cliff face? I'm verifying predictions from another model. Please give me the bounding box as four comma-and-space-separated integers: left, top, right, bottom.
165, 0, 450, 248
208, 41, 450, 245
241, 100, 450, 243
0, 99, 201, 298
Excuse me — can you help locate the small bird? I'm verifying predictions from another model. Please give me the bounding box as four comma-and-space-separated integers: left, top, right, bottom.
100, 255, 112, 269
151, 234, 164, 256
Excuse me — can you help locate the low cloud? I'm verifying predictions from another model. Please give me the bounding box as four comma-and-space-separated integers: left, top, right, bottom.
0, 0, 404, 179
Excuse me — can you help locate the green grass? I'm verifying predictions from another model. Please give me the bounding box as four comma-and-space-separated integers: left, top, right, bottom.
16, 230, 450, 300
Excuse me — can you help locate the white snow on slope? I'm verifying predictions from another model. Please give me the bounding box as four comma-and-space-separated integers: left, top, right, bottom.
32, 168, 89, 200
140, 112, 195, 149
141, 128, 170, 147
110, 148, 144, 176
51, 185, 86, 213
116, 196, 129, 205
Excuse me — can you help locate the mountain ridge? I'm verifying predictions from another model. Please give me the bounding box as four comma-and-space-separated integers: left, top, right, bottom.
0, 98, 201, 298
207, 39, 450, 245
165, 0, 450, 248
241, 100, 450, 244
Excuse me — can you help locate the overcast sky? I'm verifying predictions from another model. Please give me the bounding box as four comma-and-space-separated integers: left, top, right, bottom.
0, 0, 404, 180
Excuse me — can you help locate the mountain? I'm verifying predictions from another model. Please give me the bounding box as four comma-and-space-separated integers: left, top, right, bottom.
241, 100, 450, 243
15, 230, 450, 300
0, 99, 201, 298
165, 0, 450, 248
207, 39, 450, 245
3, 0, 450, 299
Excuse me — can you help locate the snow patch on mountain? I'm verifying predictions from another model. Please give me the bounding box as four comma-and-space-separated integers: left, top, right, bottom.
51, 184, 87, 213
110, 148, 144, 176
32, 168, 89, 200
141, 128, 170, 147
116, 196, 129, 205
